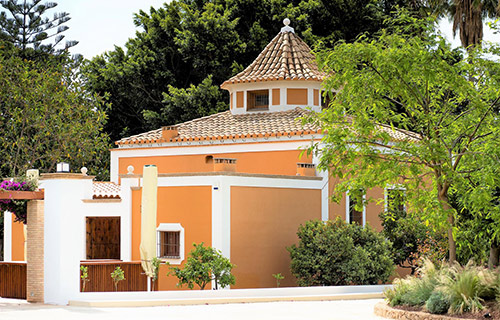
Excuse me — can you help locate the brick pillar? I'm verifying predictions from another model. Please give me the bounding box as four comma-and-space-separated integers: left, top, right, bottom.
27, 200, 44, 303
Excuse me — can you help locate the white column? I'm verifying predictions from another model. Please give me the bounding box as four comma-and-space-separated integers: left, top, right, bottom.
42, 174, 93, 305
119, 176, 139, 262
210, 176, 231, 289
313, 152, 329, 221
3, 211, 12, 262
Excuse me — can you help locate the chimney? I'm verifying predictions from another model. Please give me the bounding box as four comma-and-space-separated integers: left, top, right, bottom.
296, 163, 316, 177
161, 126, 178, 141
213, 158, 237, 172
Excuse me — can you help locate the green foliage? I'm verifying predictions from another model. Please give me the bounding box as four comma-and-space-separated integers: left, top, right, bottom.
80, 266, 89, 292
272, 273, 284, 288
440, 263, 489, 313
151, 257, 161, 283
426, 291, 450, 314
82, 0, 423, 141
385, 260, 441, 307
110, 266, 125, 292
386, 260, 499, 315
0, 0, 77, 55
0, 52, 110, 179
143, 75, 227, 128
306, 12, 500, 262
169, 243, 235, 290
288, 218, 394, 286
379, 207, 445, 274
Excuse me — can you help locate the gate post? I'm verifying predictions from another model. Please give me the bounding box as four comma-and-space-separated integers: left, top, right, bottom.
26, 200, 44, 302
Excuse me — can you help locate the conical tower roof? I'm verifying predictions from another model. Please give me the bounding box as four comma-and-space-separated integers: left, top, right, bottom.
221, 20, 325, 88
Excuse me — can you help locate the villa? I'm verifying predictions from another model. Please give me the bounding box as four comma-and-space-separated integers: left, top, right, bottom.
2, 20, 409, 304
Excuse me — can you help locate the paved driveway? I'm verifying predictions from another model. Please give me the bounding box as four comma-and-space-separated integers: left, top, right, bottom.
0, 298, 386, 320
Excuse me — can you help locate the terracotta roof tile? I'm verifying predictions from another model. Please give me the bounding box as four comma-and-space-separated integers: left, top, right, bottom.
221, 30, 325, 87
116, 108, 318, 145
116, 108, 418, 146
93, 181, 121, 199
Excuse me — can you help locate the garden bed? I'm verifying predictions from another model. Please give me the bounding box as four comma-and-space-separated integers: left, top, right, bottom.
375, 301, 500, 320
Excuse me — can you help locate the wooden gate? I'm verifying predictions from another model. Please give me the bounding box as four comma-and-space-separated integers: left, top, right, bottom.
0, 262, 27, 299
86, 217, 120, 260
80, 261, 149, 292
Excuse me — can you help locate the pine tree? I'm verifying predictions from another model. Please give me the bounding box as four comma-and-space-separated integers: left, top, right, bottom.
0, 0, 77, 55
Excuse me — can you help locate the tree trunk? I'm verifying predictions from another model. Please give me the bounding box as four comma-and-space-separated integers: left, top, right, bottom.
488, 241, 499, 268
439, 192, 456, 262
447, 213, 456, 262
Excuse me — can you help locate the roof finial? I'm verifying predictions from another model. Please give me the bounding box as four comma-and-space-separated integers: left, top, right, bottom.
281, 18, 294, 33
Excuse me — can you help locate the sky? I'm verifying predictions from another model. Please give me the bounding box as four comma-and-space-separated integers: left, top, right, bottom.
54, 0, 167, 59
50, 1, 500, 59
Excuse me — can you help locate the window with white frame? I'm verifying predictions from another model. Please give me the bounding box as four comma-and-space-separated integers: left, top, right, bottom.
386, 187, 406, 214
346, 190, 366, 226
157, 223, 184, 264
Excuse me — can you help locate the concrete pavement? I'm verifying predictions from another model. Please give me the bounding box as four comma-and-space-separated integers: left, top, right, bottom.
0, 298, 387, 320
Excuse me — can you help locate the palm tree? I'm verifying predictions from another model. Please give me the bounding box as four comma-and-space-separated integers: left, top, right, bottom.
449, 0, 498, 48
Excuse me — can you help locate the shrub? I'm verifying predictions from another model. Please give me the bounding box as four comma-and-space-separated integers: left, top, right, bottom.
386, 260, 499, 315
440, 263, 485, 314
288, 218, 394, 286
426, 291, 450, 314
385, 262, 439, 307
385, 278, 413, 307
169, 243, 235, 290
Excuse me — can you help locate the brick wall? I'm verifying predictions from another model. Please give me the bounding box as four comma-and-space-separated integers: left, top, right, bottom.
27, 200, 44, 303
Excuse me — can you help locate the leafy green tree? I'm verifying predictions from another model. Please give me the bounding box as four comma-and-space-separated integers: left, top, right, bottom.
380, 207, 447, 274
82, 0, 422, 142
288, 218, 394, 286
0, 47, 110, 179
169, 242, 235, 290
0, 0, 77, 56
306, 13, 500, 262
143, 75, 227, 129
110, 266, 125, 291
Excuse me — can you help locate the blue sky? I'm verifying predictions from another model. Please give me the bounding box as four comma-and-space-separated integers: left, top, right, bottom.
53, 0, 500, 59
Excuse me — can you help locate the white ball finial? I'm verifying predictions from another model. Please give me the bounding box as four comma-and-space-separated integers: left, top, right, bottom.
281, 18, 294, 33
127, 165, 135, 174
81, 167, 88, 176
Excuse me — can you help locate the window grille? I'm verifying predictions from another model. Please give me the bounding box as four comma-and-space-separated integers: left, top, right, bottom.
158, 231, 180, 258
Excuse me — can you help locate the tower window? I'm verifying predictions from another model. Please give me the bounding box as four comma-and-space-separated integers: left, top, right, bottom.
247, 90, 269, 110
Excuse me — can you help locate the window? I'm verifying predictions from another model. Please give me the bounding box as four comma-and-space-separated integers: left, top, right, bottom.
349, 198, 363, 225
158, 231, 180, 258
386, 188, 406, 213
346, 191, 365, 226
157, 223, 184, 264
247, 90, 269, 110
86, 217, 120, 260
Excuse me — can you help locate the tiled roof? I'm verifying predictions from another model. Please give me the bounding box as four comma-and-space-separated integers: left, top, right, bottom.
116, 108, 320, 145
93, 182, 121, 199
221, 29, 325, 88
116, 108, 419, 146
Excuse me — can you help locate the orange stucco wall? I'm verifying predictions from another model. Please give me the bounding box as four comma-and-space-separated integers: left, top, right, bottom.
118, 150, 312, 177
230, 186, 321, 289
272, 88, 280, 105
236, 91, 244, 108
287, 88, 308, 105
12, 217, 24, 261
131, 186, 212, 290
